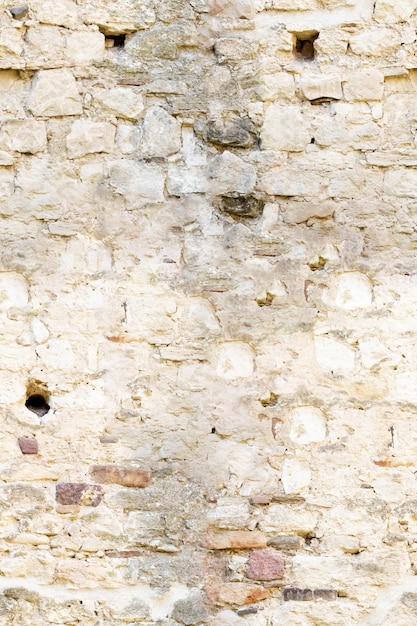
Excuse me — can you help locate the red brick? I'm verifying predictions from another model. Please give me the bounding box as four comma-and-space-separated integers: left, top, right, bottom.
90, 464, 151, 487
201, 530, 267, 550
18, 437, 38, 454
55, 483, 103, 507
246, 549, 285, 581
205, 582, 270, 606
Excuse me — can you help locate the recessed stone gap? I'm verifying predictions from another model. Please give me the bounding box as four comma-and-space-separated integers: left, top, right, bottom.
103, 33, 126, 48
25, 393, 50, 417
294, 31, 319, 60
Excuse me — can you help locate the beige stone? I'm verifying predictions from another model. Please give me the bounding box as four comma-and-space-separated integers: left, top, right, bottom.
0, 120, 46, 154
343, 69, 384, 101
93, 87, 145, 120
143, 106, 181, 156
261, 104, 311, 151
374, 0, 417, 23
65, 31, 105, 64
27, 69, 82, 117
208, 151, 256, 194
66, 120, 115, 158
109, 159, 165, 204
300, 74, 342, 101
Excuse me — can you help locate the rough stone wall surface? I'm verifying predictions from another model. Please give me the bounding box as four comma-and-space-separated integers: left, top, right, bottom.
1, 0, 417, 624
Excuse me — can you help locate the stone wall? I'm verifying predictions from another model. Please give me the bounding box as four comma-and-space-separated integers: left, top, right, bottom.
1, 0, 417, 623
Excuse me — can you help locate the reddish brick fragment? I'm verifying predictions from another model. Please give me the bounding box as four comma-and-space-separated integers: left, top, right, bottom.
56, 483, 103, 507
246, 549, 285, 581
90, 464, 151, 487
18, 437, 38, 455
249, 495, 271, 505
206, 582, 270, 606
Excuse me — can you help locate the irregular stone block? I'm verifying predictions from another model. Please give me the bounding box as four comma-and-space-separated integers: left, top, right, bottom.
172, 592, 208, 625
209, 0, 256, 19
0, 272, 28, 310
216, 342, 254, 380
18, 437, 38, 454
143, 106, 181, 156
343, 69, 384, 101
206, 582, 270, 606
55, 483, 103, 506
203, 116, 257, 148
66, 120, 115, 158
167, 164, 209, 195
384, 169, 417, 197
246, 549, 285, 581
283, 587, 313, 601
90, 464, 151, 487
259, 167, 321, 197
349, 28, 401, 56
82, 0, 155, 35
332, 272, 373, 310
314, 336, 355, 372
27, 69, 82, 117
300, 74, 342, 101
261, 105, 311, 151
65, 31, 105, 64
374, 0, 417, 22
289, 406, 326, 445
216, 194, 264, 218
109, 159, 165, 204
34, 0, 79, 28
209, 151, 256, 195
0, 119, 46, 154
281, 459, 311, 494
201, 531, 267, 550
267, 536, 302, 550
93, 87, 144, 120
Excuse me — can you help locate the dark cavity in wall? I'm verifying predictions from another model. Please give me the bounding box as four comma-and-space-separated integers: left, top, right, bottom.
25, 380, 50, 417
293, 31, 319, 60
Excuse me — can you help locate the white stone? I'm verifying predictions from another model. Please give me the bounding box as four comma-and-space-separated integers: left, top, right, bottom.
300, 74, 343, 101
67, 121, 115, 158
65, 31, 105, 64
81, 0, 156, 35
0, 120, 46, 154
31, 318, 49, 344
93, 87, 145, 121
143, 106, 181, 157
209, 0, 256, 18
259, 167, 321, 196
261, 104, 311, 151
27, 69, 82, 117
216, 342, 254, 379
116, 125, 141, 154
211, 610, 247, 626
34, 0, 79, 28
349, 28, 401, 56
208, 151, 256, 194
333, 272, 373, 310
384, 169, 417, 197
0, 273, 28, 309
281, 458, 311, 494
396, 371, 417, 404
315, 336, 356, 372
167, 165, 209, 195
109, 159, 165, 205
359, 337, 399, 368
374, 0, 417, 23
343, 69, 384, 101
258, 72, 295, 102
289, 407, 327, 445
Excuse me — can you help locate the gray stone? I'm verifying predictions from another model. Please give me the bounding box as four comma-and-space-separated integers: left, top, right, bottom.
172, 592, 208, 625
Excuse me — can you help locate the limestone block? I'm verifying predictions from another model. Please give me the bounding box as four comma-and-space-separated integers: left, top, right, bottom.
315, 336, 355, 372
143, 106, 181, 156
167, 164, 209, 195
0, 24, 24, 58
177, 298, 221, 341
261, 105, 311, 151
359, 337, 398, 368
214, 38, 257, 63
90, 464, 151, 487
374, 0, 417, 23
258, 167, 321, 196
33, 0, 79, 28
207, 497, 251, 529
65, 31, 105, 64
384, 169, 417, 197
209, 0, 257, 19
216, 342, 254, 379
323, 272, 373, 310
208, 151, 256, 195
0, 120, 46, 154
82, 0, 156, 34
206, 582, 270, 606
25, 25, 65, 64
258, 72, 295, 101
212, 610, 248, 626
289, 407, 327, 445
349, 28, 401, 56
343, 69, 384, 101
396, 371, 417, 403
27, 69, 82, 117
0, 272, 28, 309
299, 74, 342, 101
67, 120, 115, 158
109, 159, 165, 204
281, 458, 311, 494
0, 371, 26, 403
201, 530, 267, 549
93, 87, 144, 120
116, 124, 141, 153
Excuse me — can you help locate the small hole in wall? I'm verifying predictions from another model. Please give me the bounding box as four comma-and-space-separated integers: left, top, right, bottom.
104, 34, 126, 48
211, 427, 216, 434
25, 393, 50, 417
294, 31, 319, 60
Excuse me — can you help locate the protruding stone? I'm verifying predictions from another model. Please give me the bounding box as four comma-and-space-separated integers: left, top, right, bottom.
55, 483, 103, 506
27, 69, 82, 117
267, 536, 302, 550
206, 582, 270, 606
300, 74, 342, 102
143, 106, 181, 157
208, 151, 256, 195
216, 194, 264, 219
90, 464, 151, 487
66, 121, 115, 158
18, 437, 38, 454
343, 69, 384, 101
246, 549, 285, 581
203, 116, 257, 148
281, 459, 311, 494
172, 592, 208, 625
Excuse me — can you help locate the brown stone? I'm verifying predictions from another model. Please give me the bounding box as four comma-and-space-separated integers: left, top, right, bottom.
56, 504, 81, 514
246, 549, 285, 581
55, 483, 103, 507
90, 464, 151, 487
267, 536, 302, 550
283, 588, 313, 601
18, 437, 38, 454
206, 582, 270, 606
105, 549, 144, 557
201, 531, 267, 550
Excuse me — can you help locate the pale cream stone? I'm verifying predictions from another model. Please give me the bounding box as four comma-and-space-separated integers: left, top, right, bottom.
65, 31, 105, 64
208, 151, 256, 194
261, 104, 311, 151
27, 69, 82, 117
82, 0, 156, 35
0, 119, 46, 154
315, 336, 355, 372
143, 106, 181, 156
25, 25, 65, 64
211, 610, 247, 625
258, 72, 295, 102
207, 497, 251, 529
384, 169, 417, 197
281, 458, 311, 494
209, 0, 256, 18
374, 0, 417, 23
359, 337, 398, 368
289, 407, 326, 445
216, 342, 254, 379
34, 0, 79, 28
67, 120, 115, 158
299, 74, 342, 101
31, 318, 50, 344
0, 371, 26, 403
116, 124, 141, 153
109, 159, 165, 204
349, 28, 401, 56
0, 272, 28, 309
93, 87, 145, 121
333, 272, 373, 310
396, 371, 417, 403
259, 167, 321, 196
168, 164, 209, 195
343, 69, 384, 101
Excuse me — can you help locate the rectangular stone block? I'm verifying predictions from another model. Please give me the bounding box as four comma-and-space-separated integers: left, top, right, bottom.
55, 483, 103, 506
18, 438, 38, 455
201, 530, 267, 550
205, 582, 270, 606
267, 536, 302, 550
90, 465, 151, 488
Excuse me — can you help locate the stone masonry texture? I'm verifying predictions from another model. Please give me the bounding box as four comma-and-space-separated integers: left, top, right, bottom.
1, 0, 417, 624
